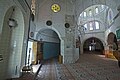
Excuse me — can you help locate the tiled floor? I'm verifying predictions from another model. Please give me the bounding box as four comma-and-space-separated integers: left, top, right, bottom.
18, 52, 120, 80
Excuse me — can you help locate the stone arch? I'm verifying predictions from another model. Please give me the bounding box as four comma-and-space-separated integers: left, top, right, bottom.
35, 27, 64, 62
36, 27, 62, 41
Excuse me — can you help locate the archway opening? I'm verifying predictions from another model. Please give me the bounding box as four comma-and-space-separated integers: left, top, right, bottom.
83, 37, 104, 54
38, 29, 60, 60
29, 28, 61, 65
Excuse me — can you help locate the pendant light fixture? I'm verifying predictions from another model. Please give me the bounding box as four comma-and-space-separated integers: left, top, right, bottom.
8, 7, 17, 28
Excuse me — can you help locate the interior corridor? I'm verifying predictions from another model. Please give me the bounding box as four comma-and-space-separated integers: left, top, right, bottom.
18, 52, 120, 80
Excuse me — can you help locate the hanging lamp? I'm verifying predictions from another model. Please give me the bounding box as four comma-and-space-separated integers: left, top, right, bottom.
8, 8, 17, 28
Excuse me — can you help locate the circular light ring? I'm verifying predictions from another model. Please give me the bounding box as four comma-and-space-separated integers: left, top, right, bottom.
65, 23, 70, 28
51, 4, 60, 13
46, 20, 52, 26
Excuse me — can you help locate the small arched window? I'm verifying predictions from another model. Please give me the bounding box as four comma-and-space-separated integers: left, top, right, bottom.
80, 13, 82, 17
109, 10, 112, 20
89, 22, 93, 30
84, 24, 87, 30
95, 7, 99, 14
84, 11, 87, 17
108, 9, 113, 25
95, 21, 100, 29
89, 9, 92, 16
101, 5, 104, 9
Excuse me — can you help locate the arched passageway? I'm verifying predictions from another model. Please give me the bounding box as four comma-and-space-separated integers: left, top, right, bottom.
83, 37, 104, 54
37, 29, 60, 60
28, 28, 61, 65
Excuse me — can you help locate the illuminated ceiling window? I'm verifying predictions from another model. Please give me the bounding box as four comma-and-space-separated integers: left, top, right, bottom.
89, 9, 92, 16
109, 10, 112, 20
101, 5, 104, 9
84, 11, 87, 17
95, 21, 100, 29
95, 7, 99, 14
31, 0, 36, 15
51, 4, 60, 13
84, 24, 87, 30
80, 13, 82, 17
89, 22, 93, 30
78, 5, 109, 31
108, 9, 113, 25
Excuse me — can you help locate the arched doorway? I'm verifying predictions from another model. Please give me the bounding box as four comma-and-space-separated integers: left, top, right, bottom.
83, 37, 104, 54
106, 32, 118, 58
0, 6, 24, 79
37, 29, 60, 60
107, 32, 120, 67
34, 28, 61, 63
107, 32, 118, 49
